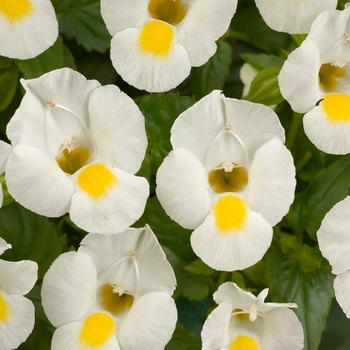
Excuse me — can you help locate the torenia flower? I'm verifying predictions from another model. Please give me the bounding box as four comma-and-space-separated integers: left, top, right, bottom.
279, 9, 350, 155
255, 0, 337, 34
317, 196, 350, 318
0, 237, 38, 350
201, 282, 304, 350
0, 0, 58, 59
5, 68, 149, 234
156, 91, 296, 271
0, 142, 11, 207
101, 0, 238, 92
41, 226, 177, 350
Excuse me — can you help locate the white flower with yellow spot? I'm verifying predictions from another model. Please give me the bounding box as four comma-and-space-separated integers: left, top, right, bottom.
317, 196, 350, 319
0, 237, 38, 350
101, 0, 238, 92
202, 282, 304, 350
0, 0, 58, 59
279, 9, 350, 155
156, 90, 296, 271
255, 0, 337, 34
41, 226, 177, 350
0, 142, 11, 207
5, 68, 149, 234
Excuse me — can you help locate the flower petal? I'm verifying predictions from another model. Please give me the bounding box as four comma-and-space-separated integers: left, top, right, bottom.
0, 141, 11, 173
213, 282, 256, 307
334, 271, 350, 319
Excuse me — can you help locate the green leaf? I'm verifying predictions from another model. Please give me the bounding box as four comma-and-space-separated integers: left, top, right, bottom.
0, 65, 18, 111
16, 38, 76, 79
185, 259, 215, 276
245, 66, 283, 105
190, 41, 232, 99
165, 328, 201, 350
266, 237, 334, 350
288, 155, 350, 238
240, 53, 284, 71
137, 93, 194, 187
0, 203, 67, 278
56, 0, 111, 53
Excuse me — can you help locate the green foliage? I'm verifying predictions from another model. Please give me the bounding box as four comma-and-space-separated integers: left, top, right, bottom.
0, 59, 18, 112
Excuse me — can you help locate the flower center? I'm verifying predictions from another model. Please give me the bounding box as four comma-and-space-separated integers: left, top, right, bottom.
56, 137, 92, 174
209, 163, 248, 193
98, 284, 134, 316
79, 312, 116, 347
232, 308, 250, 322
77, 163, 117, 199
214, 195, 247, 233
0, 0, 33, 22
148, 0, 187, 25
0, 294, 9, 322
139, 20, 175, 57
322, 93, 350, 123
319, 63, 347, 92
229, 335, 259, 350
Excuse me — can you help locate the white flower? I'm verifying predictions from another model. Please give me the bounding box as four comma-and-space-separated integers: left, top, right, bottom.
279, 9, 350, 155
0, 142, 11, 207
0, 0, 58, 59
100, 0, 238, 92
0, 237, 38, 350
156, 90, 296, 271
41, 225, 177, 350
255, 0, 337, 34
5, 68, 149, 234
240, 63, 257, 98
201, 282, 304, 350
317, 196, 350, 319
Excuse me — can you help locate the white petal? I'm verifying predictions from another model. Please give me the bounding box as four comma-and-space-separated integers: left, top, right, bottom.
118, 292, 177, 350
171, 90, 224, 163
7, 68, 100, 150
334, 271, 350, 319
0, 187, 3, 208
0, 259, 37, 296
156, 148, 210, 230
51, 321, 120, 350
201, 302, 232, 350
177, 0, 238, 66
214, 282, 256, 308
70, 165, 149, 234
110, 28, 191, 92
41, 252, 97, 328
240, 63, 257, 98
308, 9, 350, 63
79, 225, 176, 297
89, 85, 147, 174
278, 40, 321, 113
0, 239, 11, 256
222, 98, 285, 160
304, 104, 350, 155
0, 141, 11, 173
255, 0, 337, 34
0, 294, 35, 350
248, 139, 296, 226
101, 0, 148, 35
0, 0, 58, 59
317, 196, 350, 275
191, 209, 273, 271
262, 308, 304, 350
5, 145, 74, 217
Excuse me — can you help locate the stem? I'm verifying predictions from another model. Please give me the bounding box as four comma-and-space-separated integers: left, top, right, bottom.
286, 112, 302, 151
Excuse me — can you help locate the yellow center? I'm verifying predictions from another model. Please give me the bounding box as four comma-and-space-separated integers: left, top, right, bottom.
319, 64, 346, 92
209, 167, 248, 193
0, 0, 33, 22
79, 312, 116, 348
148, 0, 187, 25
214, 195, 247, 233
0, 294, 9, 322
77, 163, 116, 199
99, 284, 134, 316
57, 147, 91, 174
139, 20, 174, 57
229, 335, 259, 350
322, 93, 350, 123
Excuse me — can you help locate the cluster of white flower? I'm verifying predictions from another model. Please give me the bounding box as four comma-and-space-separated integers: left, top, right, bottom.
1, 0, 350, 349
